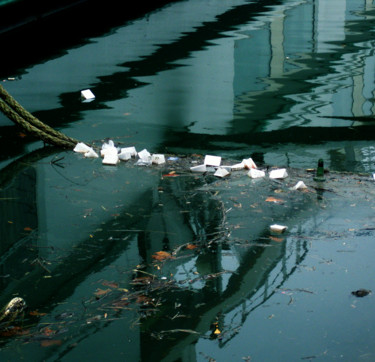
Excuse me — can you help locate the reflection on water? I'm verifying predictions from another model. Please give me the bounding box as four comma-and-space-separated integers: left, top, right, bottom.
2, 0, 375, 360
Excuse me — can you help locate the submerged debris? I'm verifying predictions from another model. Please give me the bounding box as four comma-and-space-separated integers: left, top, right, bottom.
351, 289, 371, 297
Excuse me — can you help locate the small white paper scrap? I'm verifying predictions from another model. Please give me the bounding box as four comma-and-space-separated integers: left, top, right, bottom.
204, 155, 221, 167
269, 168, 288, 179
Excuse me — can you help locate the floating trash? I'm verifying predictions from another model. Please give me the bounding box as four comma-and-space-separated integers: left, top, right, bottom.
84, 148, 99, 158
270, 224, 288, 233
269, 168, 288, 179
151, 154, 166, 165
74, 142, 92, 154
80, 89, 95, 102
204, 155, 221, 167
214, 167, 230, 178
190, 164, 207, 172
291, 181, 307, 190
248, 169, 265, 179
242, 158, 257, 169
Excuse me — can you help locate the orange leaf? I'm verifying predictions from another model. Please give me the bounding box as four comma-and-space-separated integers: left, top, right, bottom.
24, 226, 33, 231
94, 288, 111, 297
29, 310, 47, 317
152, 251, 173, 261
186, 244, 197, 250
269, 236, 284, 242
265, 197, 283, 203
41, 339, 62, 347
102, 281, 119, 289
42, 327, 55, 336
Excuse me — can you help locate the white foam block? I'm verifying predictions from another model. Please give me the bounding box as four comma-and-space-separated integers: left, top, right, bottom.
269, 168, 288, 179
151, 154, 166, 165
74, 142, 92, 153
247, 169, 265, 179
204, 155, 221, 167
81, 89, 95, 102
214, 167, 230, 178
270, 224, 287, 233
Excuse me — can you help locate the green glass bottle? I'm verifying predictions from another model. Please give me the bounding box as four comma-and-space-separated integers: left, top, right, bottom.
314, 159, 325, 182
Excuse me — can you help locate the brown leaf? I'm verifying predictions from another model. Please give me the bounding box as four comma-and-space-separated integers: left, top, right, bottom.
29, 310, 47, 317
186, 244, 197, 250
24, 226, 33, 231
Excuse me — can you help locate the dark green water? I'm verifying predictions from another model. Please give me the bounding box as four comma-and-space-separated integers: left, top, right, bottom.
1, 0, 375, 360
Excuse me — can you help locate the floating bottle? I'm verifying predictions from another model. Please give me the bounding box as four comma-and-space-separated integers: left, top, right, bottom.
313, 159, 325, 182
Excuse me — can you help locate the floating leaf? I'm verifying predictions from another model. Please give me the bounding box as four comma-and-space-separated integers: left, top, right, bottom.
24, 227, 33, 231
29, 310, 47, 317
269, 236, 284, 242
265, 197, 283, 203
102, 281, 119, 289
41, 339, 62, 347
152, 251, 173, 261
186, 244, 198, 250
94, 288, 111, 297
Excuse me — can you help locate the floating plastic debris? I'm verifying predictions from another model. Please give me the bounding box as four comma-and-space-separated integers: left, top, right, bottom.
248, 169, 266, 179
270, 224, 288, 233
291, 181, 307, 190
214, 167, 230, 178
269, 168, 288, 179
242, 158, 257, 169
80, 89, 95, 102
204, 155, 221, 167
118, 152, 132, 161
231, 162, 245, 171
121, 146, 137, 157
138, 149, 151, 161
190, 164, 207, 172
84, 148, 99, 158
102, 152, 119, 165
151, 154, 166, 165
74, 142, 92, 154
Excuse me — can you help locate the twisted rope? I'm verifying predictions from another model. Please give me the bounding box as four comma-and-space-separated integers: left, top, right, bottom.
0, 84, 78, 148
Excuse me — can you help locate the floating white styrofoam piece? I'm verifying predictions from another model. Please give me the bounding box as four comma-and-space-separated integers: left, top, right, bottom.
270, 224, 288, 233
204, 155, 221, 167
84, 148, 99, 158
138, 149, 151, 161
242, 158, 257, 169
118, 152, 132, 161
151, 154, 166, 165
214, 167, 230, 178
121, 147, 137, 157
247, 168, 266, 179
81, 89, 95, 102
190, 164, 207, 172
101, 147, 118, 157
102, 153, 119, 165
269, 168, 288, 179
74, 142, 92, 153
231, 162, 245, 171
373, 173, 375, 181
291, 181, 307, 190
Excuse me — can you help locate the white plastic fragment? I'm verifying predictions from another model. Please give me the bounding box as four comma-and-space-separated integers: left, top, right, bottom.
373, 173, 375, 181
291, 181, 307, 190
242, 158, 257, 169
121, 147, 137, 157
151, 154, 166, 165
190, 164, 207, 172
74, 142, 92, 153
81, 89, 95, 102
118, 152, 132, 161
248, 168, 266, 179
138, 149, 151, 161
84, 148, 99, 158
270, 224, 288, 233
231, 162, 245, 171
269, 168, 288, 179
214, 167, 230, 178
204, 155, 221, 167
102, 153, 119, 165
101, 147, 118, 157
